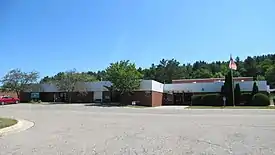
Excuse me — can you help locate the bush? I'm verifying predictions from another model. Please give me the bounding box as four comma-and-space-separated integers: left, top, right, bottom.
240, 93, 252, 105
191, 94, 224, 106
191, 95, 203, 105
251, 82, 259, 96
234, 84, 241, 106
220, 85, 225, 95
201, 94, 223, 106
251, 93, 270, 106
29, 99, 42, 104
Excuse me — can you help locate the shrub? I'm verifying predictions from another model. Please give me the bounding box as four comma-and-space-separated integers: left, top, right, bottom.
224, 70, 233, 106
234, 84, 241, 106
251, 82, 259, 96
220, 85, 225, 95
201, 94, 223, 106
240, 93, 252, 105
251, 93, 270, 106
29, 99, 42, 104
191, 95, 203, 105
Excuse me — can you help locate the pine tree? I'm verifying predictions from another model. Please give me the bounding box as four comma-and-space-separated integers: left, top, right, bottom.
251, 82, 259, 96
224, 70, 233, 106
220, 85, 225, 96
234, 83, 241, 105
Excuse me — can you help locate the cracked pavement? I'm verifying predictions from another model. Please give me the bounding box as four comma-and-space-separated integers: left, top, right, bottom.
0, 104, 275, 155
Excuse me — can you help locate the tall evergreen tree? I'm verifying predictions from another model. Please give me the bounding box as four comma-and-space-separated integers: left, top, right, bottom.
251, 81, 259, 96
224, 70, 234, 106
234, 83, 241, 105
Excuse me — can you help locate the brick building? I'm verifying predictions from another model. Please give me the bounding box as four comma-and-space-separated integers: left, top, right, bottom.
20, 80, 164, 107
21, 78, 269, 107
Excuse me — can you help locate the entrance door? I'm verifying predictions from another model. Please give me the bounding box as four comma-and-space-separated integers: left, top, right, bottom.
59, 93, 67, 102
93, 91, 102, 102
183, 93, 193, 104
173, 93, 183, 105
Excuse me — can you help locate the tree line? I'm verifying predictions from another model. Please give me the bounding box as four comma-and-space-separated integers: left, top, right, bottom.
78, 54, 275, 87
1, 54, 275, 98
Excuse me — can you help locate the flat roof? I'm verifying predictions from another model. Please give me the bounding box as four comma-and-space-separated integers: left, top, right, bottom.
172, 77, 253, 82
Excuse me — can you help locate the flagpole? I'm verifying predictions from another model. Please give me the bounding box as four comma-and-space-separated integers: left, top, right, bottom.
230, 54, 235, 107
231, 68, 235, 107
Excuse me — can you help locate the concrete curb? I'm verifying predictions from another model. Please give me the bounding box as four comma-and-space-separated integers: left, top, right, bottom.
0, 118, 34, 137
147, 106, 190, 109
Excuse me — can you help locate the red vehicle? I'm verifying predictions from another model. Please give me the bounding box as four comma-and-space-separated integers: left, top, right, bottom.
0, 96, 20, 105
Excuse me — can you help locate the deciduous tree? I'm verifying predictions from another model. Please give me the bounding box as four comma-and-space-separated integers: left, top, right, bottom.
1, 69, 39, 98
39, 54, 275, 89
265, 66, 275, 87
48, 69, 97, 102
105, 60, 143, 95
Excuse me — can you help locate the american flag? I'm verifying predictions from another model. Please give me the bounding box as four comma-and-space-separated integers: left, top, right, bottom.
229, 55, 237, 70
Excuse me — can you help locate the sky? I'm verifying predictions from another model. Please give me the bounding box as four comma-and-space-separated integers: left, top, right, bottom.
1, 0, 275, 78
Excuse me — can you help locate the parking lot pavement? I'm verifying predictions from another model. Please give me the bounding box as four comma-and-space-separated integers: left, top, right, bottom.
1, 104, 275, 155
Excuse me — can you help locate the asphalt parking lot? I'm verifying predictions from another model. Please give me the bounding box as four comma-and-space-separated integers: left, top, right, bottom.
1, 104, 275, 155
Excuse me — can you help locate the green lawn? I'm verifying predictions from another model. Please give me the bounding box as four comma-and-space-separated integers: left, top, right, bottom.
0, 118, 18, 129
187, 106, 275, 109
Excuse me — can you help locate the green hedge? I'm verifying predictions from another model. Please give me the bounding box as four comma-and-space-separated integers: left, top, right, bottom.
251, 93, 270, 106
191, 94, 223, 106
191, 93, 271, 106
191, 95, 203, 105
240, 93, 252, 105
202, 94, 223, 106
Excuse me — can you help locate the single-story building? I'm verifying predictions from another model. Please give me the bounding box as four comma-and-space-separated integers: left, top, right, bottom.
20, 78, 270, 106
20, 80, 164, 106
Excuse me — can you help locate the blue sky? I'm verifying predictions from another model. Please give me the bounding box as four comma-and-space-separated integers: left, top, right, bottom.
1, 0, 274, 78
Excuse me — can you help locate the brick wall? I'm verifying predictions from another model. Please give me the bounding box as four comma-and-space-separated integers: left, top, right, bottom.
0, 92, 18, 98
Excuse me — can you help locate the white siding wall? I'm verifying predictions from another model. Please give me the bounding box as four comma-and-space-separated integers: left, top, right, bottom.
85, 80, 159, 92
164, 81, 267, 93
138, 80, 163, 92
151, 80, 164, 93
164, 82, 223, 93
33, 80, 157, 92
236, 81, 267, 91
26, 80, 268, 93
84, 81, 112, 91
139, 80, 153, 91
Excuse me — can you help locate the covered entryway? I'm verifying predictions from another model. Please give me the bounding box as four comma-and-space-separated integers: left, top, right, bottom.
93, 91, 103, 102
168, 92, 193, 105
173, 93, 184, 105
173, 92, 191, 105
